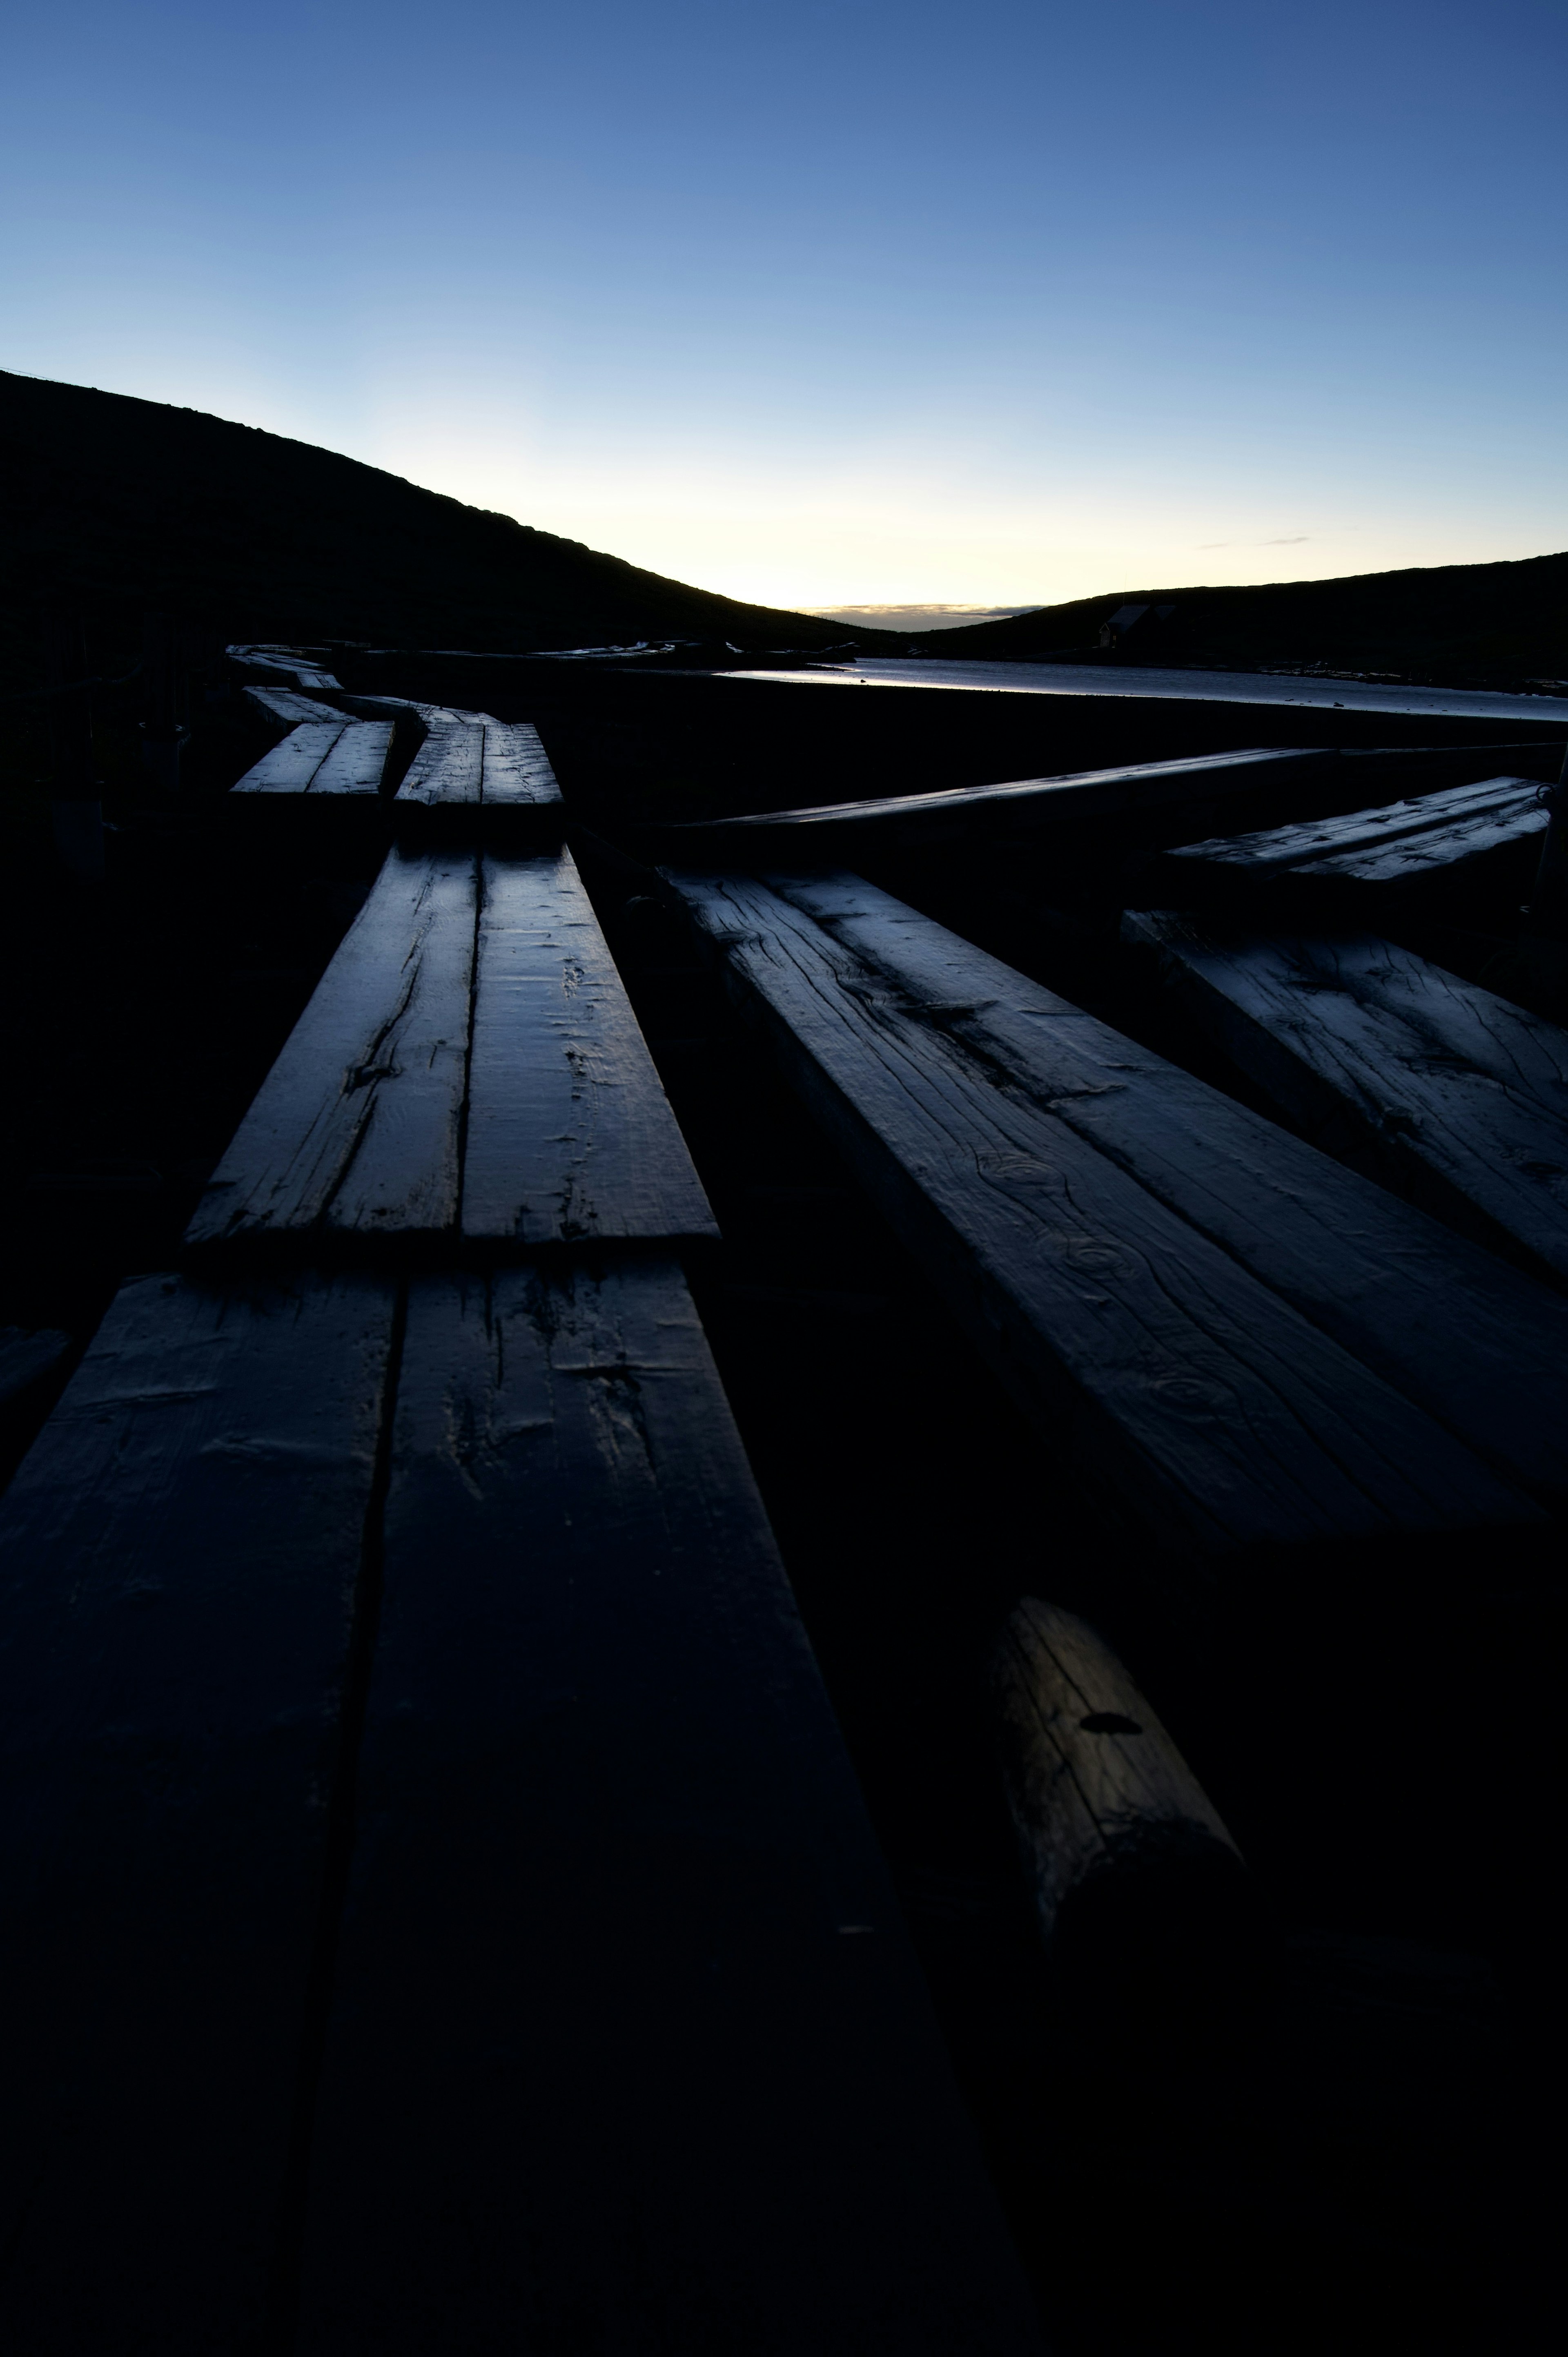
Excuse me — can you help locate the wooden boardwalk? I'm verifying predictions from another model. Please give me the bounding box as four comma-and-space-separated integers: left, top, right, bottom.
663, 866, 1568, 1560
7, 657, 1566, 2348
0, 789, 1045, 2349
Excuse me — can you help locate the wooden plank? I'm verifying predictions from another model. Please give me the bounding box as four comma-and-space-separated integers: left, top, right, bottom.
1140, 774, 1545, 904
234, 721, 352, 796
227, 642, 343, 693
1124, 915, 1568, 1289
187, 849, 476, 1251
243, 684, 346, 728
396, 708, 483, 807
663, 870, 1540, 1559
343, 699, 564, 827
187, 847, 714, 1255
993, 1597, 1259, 1997
0, 1269, 398, 2351
767, 872, 1568, 1505
307, 719, 393, 798
296, 1258, 1045, 2355
477, 714, 564, 808
650, 743, 1551, 863
461, 847, 717, 1245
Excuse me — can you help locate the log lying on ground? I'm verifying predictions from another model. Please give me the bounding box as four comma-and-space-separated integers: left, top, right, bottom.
647, 743, 1557, 865
663, 867, 1552, 1569
994, 1598, 1261, 2003
1126, 914, 1568, 1289
343, 695, 563, 837
187, 844, 716, 1255
1135, 774, 1547, 913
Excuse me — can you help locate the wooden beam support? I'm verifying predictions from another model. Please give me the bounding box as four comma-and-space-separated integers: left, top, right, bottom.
1124, 914, 1568, 1290
663, 869, 1543, 1566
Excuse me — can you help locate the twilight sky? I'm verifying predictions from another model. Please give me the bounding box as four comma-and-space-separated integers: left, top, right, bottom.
3, 0, 1564, 615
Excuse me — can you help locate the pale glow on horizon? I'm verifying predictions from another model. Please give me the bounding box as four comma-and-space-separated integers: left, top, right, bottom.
4, 1, 1565, 624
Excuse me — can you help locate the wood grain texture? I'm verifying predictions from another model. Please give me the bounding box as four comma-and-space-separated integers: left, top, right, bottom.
651, 744, 1552, 863
994, 1597, 1251, 1975
296, 1258, 1044, 2357
189, 847, 713, 1254
232, 719, 392, 798
0, 1269, 397, 2352
657, 746, 1331, 858
341, 700, 563, 825
1127, 914, 1568, 1288
771, 873, 1568, 1505
461, 847, 717, 1244
187, 848, 476, 1250
1144, 774, 1545, 904
665, 870, 1539, 1557
227, 643, 342, 693
243, 684, 347, 728
477, 714, 564, 807
395, 707, 484, 807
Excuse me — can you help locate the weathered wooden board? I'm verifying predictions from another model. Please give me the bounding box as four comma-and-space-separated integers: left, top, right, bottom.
462, 847, 718, 1244
188, 847, 714, 1255
768, 872, 1568, 1504
994, 1597, 1255, 1989
243, 684, 346, 728
227, 642, 343, 693
1125, 914, 1568, 1289
344, 697, 564, 825
1139, 774, 1546, 905
664, 870, 1540, 1559
187, 849, 476, 1249
397, 706, 485, 806
651, 743, 1552, 864
0, 1269, 397, 2352
296, 1258, 1045, 2355
232, 719, 392, 799
476, 715, 563, 808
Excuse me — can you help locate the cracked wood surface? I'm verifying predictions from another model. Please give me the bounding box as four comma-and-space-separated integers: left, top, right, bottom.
242, 683, 347, 728
651, 743, 1554, 863
766, 872, 1568, 1504
187, 847, 476, 1248
296, 1257, 1042, 2355
187, 846, 714, 1253
665, 869, 1539, 1556
343, 697, 563, 812
0, 1269, 397, 2351
463, 849, 717, 1244
1127, 915, 1568, 1287
232, 717, 393, 798
1145, 774, 1546, 904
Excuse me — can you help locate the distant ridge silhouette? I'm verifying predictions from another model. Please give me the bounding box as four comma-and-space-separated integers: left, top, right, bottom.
911, 550, 1568, 689
0, 369, 886, 657
4, 367, 1565, 688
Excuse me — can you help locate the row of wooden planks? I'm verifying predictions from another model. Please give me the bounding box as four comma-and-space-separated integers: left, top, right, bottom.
0, 830, 1049, 2348
232, 676, 566, 836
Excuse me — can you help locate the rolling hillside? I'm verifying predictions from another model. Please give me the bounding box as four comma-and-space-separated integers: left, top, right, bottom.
912, 554, 1568, 688
0, 370, 886, 668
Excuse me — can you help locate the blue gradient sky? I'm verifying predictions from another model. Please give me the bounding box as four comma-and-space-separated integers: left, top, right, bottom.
4, 0, 1564, 612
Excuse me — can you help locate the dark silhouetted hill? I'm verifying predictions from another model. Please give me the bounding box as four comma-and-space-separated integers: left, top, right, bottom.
0, 369, 889, 662
909, 556, 1568, 689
